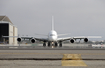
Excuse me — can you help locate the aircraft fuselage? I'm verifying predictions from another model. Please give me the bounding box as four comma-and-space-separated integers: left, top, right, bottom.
48, 30, 57, 42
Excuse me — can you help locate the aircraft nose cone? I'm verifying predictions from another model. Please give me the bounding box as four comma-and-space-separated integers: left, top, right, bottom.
52, 36, 57, 41
49, 36, 57, 41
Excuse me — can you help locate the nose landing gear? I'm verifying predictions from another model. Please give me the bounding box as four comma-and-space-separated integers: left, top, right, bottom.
48, 42, 58, 48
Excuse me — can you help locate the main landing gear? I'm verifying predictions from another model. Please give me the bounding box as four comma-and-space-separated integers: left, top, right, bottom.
43, 42, 46, 47
59, 42, 62, 47
55, 42, 58, 47
48, 42, 51, 47
43, 42, 62, 47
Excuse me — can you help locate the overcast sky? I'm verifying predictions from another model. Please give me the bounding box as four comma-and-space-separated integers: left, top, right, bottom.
0, 0, 105, 40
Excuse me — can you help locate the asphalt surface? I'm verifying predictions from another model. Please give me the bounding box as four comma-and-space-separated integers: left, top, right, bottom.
0, 60, 105, 68
0, 44, 105, 68
0, 50, 105, 59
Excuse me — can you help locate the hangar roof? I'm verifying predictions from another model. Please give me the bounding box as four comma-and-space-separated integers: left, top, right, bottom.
0, 16, 13, 25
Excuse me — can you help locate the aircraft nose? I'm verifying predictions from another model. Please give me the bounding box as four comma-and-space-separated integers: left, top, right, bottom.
49, 36, 56, 41
52, 36, 57, 41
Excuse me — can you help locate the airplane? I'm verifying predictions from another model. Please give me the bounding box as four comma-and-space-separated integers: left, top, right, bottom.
2, 16, 101, 47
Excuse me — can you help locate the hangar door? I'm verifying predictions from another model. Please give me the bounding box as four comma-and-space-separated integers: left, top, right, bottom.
0, 23, 9, 43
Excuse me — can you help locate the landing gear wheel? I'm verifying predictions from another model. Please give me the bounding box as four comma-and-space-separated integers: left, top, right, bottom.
43, 42, 46, 47
48, 42, 51, 47
55, 42, 58, 47
59, 43, 62, 47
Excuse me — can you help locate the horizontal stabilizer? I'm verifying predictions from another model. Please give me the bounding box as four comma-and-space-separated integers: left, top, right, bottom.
58, 33, 70, 36
87, 36, 102, 38
35, 33, 48, 36
73, 36, 102, 39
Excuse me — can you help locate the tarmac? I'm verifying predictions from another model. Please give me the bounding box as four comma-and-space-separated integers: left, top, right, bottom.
0, 44, 105, 68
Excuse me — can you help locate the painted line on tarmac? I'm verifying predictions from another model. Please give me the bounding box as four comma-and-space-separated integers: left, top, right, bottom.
62, 54, 87, 66
0, 53, 105, 55
0, 58, 105, 60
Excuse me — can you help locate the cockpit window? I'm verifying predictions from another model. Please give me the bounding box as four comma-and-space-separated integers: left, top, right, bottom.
50, 34, 55, 36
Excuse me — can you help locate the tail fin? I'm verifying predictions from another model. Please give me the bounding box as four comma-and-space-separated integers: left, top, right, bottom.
52, 16, 54, 30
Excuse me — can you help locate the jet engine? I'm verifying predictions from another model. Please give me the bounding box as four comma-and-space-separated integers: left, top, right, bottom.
17, 38, 22, 42
31, 38, 36, 43
70, 39, 75, 43
84, 38, 88, 42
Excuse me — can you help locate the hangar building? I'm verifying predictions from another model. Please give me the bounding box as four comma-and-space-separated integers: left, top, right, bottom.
0, 16, 18, 45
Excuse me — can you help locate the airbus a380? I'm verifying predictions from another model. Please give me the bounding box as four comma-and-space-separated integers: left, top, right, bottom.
3, 16, 101, 47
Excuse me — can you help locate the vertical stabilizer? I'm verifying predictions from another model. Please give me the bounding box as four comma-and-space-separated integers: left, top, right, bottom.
52, 16, 54, 30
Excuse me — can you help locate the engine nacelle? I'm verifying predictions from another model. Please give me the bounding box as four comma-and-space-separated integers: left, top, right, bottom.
31, 38, 36, 43
84, 38, 88, 42
70, 39, 75, 43
17, 38, 22, 42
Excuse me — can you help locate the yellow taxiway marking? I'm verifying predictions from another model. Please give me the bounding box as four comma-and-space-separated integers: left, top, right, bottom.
62, 54, 87, 66
62, 60, 87, 66
62, 54, 82, 60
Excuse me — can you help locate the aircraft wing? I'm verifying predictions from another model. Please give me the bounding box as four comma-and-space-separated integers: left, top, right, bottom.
57, 36, 102, 41
34, 38, 48, 42
18, 36, 49, 42
2, 36, 48, 42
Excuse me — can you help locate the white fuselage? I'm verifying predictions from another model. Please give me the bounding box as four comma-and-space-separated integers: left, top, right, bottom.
48, 30, 57, 42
